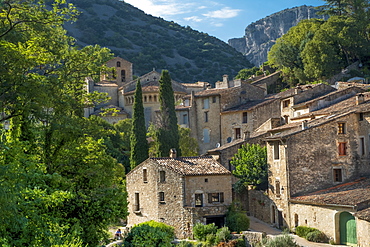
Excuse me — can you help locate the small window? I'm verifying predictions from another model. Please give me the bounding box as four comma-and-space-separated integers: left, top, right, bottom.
333, 168, 342, 182
203, 129, 210, 143
143, 168, 148, 183
283, 99, 290, 108
134, 193, 140, 212
159, 171, 166, 183
203, 98, 209, 109
116, 61, 121, 67
182, 114, 188, 125
121, 70, 126, 82
338, 142, 347, 156
359, 113, 364, 121
159, 192, 165, 202
205, 178, 208, 183
204, 112, 208, 122
338, 123, 346, 134
360, 137, 365, 156
242, 112, 248, 123
195, 194, 203, 207
212, 97, 216, 103
208, 193, 224, 203
275, 180, 281, 196
273, 142, 280, 160
235, 128, 241, 139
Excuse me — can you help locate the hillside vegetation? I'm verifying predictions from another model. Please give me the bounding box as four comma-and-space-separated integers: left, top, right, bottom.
64, 0, 253, 84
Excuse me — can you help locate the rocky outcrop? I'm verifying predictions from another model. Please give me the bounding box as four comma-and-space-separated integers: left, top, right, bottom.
229, 5, 326, 67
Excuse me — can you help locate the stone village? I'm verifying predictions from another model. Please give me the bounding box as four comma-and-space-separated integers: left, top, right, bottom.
85, 57, 370, 246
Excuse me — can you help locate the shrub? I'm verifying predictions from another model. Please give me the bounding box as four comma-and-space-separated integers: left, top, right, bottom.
205, 233, 217, 246
193, 223, 217, 242
215, 227, 231, 243
264, 234, 299, 247
306, 230, 327, 243
177, 241, 195, 247
295, 226, 318, 238
124, 221, 175, 247
226, 210, 250, 232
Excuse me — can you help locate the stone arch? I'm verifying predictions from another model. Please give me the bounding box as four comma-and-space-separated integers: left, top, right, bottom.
149, 95, 152, 102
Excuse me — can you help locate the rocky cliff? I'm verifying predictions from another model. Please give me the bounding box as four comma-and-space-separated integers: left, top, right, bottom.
228, 5, 326, 67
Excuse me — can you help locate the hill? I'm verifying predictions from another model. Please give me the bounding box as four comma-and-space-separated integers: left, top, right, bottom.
228, 5, 327, 67
63, 0, 253, 84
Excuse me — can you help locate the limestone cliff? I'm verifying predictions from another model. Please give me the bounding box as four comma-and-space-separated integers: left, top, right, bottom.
228, 5, 326, 66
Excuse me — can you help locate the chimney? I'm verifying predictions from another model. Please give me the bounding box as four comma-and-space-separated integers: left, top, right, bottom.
356, 94, 365, 105
302, 120, 308, 130
170, 148, 177, 158
223, 75, 229, 85
294, 86, 302, 95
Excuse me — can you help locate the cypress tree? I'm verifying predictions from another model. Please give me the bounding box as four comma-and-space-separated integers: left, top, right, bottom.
130, 79, 149, 169
157, 70, 180, 157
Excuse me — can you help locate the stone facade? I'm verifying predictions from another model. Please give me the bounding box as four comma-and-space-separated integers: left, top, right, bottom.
126, 156, 232, 239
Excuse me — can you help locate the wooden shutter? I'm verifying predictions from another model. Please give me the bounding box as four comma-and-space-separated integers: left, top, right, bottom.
208, 193, 212, 203
220, 193, 224, 203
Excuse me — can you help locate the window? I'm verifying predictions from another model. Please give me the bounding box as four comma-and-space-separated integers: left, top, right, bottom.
159, 171, 166, 182
235, 128, 241, 139
204, 112, 208, 122
121, 70, 126, 82
338, 142, 347, 156
203, 129, 210, 143
212, 97, 216, 103
205, 178, 208, 183
360, 137, 365, 156
338, 123, 346, 134
275, 180, 281, 196
359, 113, 364, 121
159, 192, 165, 202
333, 168, 342, 182
134, 193, 140, 212
182, 114, 188, 125
195, 194, 203, 207
143, 168, 148, 183
203, 98, 209, 109
273, 142, 280, 160
208, 193, 224, 203
116, 61, 121, 67
284, 115, 289, 124
283, 99, 290, 108
242, 112, 248, 123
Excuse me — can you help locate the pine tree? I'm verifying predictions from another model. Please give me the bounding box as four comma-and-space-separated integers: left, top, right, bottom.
130, 79, 149, 169
157, 70, 180, 157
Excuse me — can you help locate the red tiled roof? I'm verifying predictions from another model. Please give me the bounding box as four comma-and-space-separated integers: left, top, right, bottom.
151, 156, 231, 176
291, 177, 370, 207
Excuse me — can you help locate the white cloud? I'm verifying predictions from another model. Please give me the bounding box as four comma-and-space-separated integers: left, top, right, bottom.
203, 7, 242, 19
184, 16, 203, 22
124, 0, 195, 17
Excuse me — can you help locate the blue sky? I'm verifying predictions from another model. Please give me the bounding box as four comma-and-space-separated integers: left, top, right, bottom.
124, 0, 325, 42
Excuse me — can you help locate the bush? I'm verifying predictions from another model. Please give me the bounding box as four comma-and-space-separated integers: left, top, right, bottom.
193, 223, 217, 241
295, 226, 318, 238
124, 221, 175, 247
264, 234, 299, 247
225, 205, 250, 233
177, 241, 195, 247
306, 230, 327, 243
215, 227, 231, 243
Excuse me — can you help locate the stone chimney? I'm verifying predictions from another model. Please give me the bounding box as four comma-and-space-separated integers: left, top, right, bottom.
170, 148, 177, 158
356, 94, 365, 105
223, 74, 229, 84
302, 120, 308, 130
294, 86, 302, 95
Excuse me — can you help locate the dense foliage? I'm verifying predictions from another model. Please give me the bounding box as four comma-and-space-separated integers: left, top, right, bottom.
225, 203, 250, 233
156, 70, 181, 157
124, 221, 175, 247
193, 223, 218, 242
262, 234, 299, 247
268, 0, 370, 86
59, 0, 253, 84
130, 80, 149, 169
0, 0, 128, 246
231, 144, 267, 190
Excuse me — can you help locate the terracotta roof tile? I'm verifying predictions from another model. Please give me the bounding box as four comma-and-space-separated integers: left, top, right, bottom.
291, 177, 370, 207
151, 156, 231, 176
221, 99, 275, 114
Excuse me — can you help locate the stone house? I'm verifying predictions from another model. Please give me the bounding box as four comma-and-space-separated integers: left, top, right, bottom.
126, 152, 233, 239
264, 93, 370, 245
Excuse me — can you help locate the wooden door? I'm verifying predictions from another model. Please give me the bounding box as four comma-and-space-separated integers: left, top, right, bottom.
340, 212, 357, 246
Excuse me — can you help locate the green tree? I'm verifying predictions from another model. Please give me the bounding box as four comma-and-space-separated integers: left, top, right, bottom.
231, 144, 267, 190
130, 80, 149, 169
235, 67, 260, 80
156, 70, 180, 157
179, 127, 199, 156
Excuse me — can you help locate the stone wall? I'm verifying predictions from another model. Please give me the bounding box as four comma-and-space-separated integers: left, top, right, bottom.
356, 218, 370, 247
103, 57, 133, 87
248, 189, 272, 224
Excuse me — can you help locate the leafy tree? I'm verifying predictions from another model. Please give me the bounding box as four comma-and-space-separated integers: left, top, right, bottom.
130, 80, 149, 169
225, 203, 250, 233
156, 70, 180, 157
231, 144, 267, 190
193, 223, 217, 242
179, 127, 199, 156
234, 67, 260, 80
124, 221, 175, 247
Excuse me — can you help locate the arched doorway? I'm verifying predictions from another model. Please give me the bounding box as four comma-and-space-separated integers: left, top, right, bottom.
339, 212, 357, 246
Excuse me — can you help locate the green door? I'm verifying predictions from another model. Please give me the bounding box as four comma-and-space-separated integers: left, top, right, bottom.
340, 212, 357, 246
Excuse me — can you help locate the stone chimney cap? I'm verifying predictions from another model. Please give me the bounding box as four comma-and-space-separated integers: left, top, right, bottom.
170, 148, 177, 158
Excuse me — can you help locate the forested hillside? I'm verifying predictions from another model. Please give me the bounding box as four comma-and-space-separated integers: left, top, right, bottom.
63, 0, 253, 84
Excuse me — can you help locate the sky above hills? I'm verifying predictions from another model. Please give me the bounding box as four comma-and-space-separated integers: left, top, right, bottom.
124, 0, 325, 42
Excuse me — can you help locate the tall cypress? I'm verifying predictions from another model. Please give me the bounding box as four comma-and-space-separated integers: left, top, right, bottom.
157, 70, 180, 157
130, 79, 149, 169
